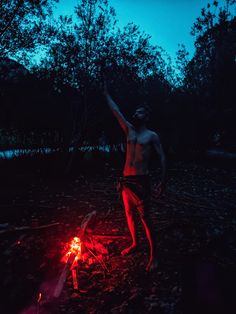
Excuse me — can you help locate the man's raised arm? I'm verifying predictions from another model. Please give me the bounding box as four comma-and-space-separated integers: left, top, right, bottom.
103, 82, 131, 135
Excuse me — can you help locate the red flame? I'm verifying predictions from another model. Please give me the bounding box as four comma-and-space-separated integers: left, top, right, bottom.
62, 237, 82, 265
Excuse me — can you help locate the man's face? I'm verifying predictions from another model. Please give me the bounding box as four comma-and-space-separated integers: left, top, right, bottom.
132, 107, 147, 126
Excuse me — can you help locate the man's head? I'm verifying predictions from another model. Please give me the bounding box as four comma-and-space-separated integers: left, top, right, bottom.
132, 105, 150, 128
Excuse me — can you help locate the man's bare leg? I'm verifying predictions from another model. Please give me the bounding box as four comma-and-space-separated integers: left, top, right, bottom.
121, 190, 138, 256
140, 215, 158, 271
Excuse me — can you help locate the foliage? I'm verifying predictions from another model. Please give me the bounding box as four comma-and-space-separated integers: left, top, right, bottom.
179, 0, 236, 148
37, 0, 168, 89
174, 44, 190, 88
1, 0, 235, 155
0, 0, 58, 60
32, 0, 171, 149
185, 0, 236, 96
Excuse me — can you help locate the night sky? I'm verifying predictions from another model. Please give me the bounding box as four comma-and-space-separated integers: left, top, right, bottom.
54, 0, 228, 60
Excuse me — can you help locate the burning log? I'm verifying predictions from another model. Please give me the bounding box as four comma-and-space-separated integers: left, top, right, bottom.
54, 237, 82, 298
72, 269, 79, 290
53, 255, 73, 298
54, 211, 111, 298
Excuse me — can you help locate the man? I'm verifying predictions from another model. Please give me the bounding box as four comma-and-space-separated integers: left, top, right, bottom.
103, 82, 166, 271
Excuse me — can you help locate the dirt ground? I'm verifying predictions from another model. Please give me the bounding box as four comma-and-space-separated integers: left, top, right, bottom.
0, 160, 236, 314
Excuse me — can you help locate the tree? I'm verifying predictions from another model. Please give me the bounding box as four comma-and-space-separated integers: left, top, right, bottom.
36, 0, 170, 150
185, 0, 236, 95
182, 0, 236, 148
0, 0, 58, 60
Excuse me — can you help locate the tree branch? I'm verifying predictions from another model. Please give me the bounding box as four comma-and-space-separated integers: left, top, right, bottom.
0, 0, 24, 39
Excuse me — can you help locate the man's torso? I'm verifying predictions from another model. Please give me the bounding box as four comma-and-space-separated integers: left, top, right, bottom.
123, 127, 155, 176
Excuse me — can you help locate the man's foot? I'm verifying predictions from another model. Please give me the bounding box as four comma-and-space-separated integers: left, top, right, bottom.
146, 257, 158, 272
121, 244, 138, 256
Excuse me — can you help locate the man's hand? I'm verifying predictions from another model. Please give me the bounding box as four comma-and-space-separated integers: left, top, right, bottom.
153, 182, 166, 198
102, 80, 130, 135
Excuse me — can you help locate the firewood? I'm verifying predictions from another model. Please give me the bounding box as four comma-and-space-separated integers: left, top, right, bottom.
0, 222, 60, 235
53, 252, 76, 298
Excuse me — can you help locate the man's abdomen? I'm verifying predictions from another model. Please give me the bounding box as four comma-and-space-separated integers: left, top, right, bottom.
123, 159, 149, 176
123, 142, 151, 176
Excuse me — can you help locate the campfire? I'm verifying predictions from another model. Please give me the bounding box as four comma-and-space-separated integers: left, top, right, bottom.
53, 211, 109, 298
8, 210, 129, 313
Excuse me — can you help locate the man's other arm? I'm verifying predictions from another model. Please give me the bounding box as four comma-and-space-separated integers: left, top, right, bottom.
152, 132, 167, 186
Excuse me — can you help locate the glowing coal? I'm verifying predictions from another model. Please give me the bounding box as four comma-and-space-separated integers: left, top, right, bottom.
62, 236, 82, 266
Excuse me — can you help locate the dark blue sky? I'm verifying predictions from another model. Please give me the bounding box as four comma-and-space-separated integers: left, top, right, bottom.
54, 0, 227, 60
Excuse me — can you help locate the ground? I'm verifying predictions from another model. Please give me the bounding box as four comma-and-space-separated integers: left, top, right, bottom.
0, 160, 236, 314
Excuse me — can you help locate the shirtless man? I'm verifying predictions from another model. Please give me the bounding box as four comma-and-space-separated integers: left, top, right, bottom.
103, 82, 166, 271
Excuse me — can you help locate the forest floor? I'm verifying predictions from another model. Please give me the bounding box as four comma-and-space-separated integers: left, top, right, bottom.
0, 160, 236, 314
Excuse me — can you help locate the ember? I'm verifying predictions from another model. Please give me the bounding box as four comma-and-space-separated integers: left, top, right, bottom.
36, 292, 42, 314
72, 269, 78, 290
54, 211, 110, 298
62, 236, 82, 266
37, 292, 42, 303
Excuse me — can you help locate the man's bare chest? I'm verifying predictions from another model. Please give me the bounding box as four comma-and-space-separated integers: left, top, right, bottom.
127, 130, 152, 147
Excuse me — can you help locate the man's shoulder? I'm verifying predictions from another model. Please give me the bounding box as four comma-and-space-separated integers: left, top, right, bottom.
147, 129, 160, 139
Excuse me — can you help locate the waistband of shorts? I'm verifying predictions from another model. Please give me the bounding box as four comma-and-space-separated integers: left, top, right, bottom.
121, 175, 150, 183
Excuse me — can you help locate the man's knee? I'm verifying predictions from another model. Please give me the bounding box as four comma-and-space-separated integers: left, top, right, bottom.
125, 206, 133, 216
137, 203, 149, 220
138, 205, 154, 226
